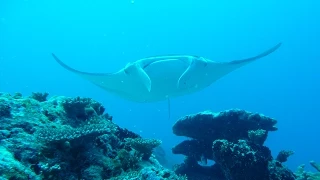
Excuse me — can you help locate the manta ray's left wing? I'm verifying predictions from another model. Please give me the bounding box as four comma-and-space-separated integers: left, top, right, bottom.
51, 53, 132, 96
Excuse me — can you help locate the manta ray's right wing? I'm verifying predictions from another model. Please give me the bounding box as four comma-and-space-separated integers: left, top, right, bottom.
208, 42, 282, 81
52, 53, 111, 78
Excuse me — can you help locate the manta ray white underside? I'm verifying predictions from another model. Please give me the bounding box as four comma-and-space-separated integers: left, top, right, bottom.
52, 43, 281, 103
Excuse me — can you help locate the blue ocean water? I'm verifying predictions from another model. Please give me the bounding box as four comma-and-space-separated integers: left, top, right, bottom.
0, 0, 319, 172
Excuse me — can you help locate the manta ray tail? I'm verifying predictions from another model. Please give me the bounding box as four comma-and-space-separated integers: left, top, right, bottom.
228, 42, 282, 65
168, 98, 171, 120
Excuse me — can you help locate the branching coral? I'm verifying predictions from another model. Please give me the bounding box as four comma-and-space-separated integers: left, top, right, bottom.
116, 149, 141, 171
276, 150, 294, 163
0, 101, 11, 118
30, 92, 49, 102
295, 161, 320, 180
248, 129, 268, 145
62, 96, 106, 121
125, 138, 162, 160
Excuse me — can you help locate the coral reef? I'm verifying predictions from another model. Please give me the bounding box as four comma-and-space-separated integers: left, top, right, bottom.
294, 161, 320, 180
2, 91, 318, 180
277, 150, 295, 163
61, 96, 107, 122
172, 109, 296, 180
30, 92, 49, 102
125, 138, 162, 160
0, 92, 185, 180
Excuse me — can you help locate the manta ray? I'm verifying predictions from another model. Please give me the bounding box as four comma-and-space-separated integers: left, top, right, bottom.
52, 43, 281, 104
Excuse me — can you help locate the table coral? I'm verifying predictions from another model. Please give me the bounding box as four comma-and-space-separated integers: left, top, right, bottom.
172, 109, 295, 180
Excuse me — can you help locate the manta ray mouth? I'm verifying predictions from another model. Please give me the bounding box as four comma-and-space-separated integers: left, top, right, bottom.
142, 58, 182, 70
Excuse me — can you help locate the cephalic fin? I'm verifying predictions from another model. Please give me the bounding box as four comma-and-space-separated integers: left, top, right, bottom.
124, 63, 152, 92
